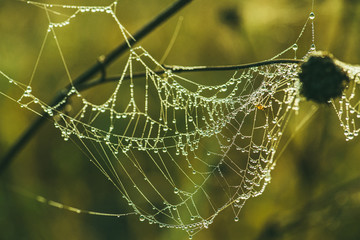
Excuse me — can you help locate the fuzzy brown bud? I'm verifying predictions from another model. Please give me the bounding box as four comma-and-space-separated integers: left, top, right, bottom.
298, 51, 350, 103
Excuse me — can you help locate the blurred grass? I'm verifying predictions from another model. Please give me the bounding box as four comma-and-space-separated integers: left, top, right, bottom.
1, 0, 360, 240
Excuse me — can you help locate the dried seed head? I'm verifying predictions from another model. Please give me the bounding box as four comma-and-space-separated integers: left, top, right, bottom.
298, 51, 350, 104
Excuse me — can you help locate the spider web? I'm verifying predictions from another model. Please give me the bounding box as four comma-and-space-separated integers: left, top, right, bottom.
1, 1, 360, 238
331, 61, 360, 140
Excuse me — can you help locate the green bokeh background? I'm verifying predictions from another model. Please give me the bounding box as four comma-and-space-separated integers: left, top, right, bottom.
1, 0, 360, 239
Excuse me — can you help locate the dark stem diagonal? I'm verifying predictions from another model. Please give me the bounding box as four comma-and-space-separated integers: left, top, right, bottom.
0, 0, 193, 175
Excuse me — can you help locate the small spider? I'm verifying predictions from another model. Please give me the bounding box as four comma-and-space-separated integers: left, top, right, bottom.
256, 104, 265, 110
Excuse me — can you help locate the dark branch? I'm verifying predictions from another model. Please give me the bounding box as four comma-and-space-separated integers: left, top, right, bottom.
0, 0, 193, 174
77, 59, 303, 91
163, 59, 303, 72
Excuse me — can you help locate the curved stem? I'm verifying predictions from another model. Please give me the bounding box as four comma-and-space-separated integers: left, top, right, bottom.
77, 59, 303, 91
163, 59, 303, 72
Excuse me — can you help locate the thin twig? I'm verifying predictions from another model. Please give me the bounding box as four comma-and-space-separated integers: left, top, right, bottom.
0, 0, 193, 174
163, 59, 303, 72
77, 59, 303, 91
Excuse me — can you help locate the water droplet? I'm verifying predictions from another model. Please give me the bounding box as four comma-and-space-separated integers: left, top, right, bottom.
265, 172, 271, 182
309, 12, 315, 20
203, 221, 209, 229
174, 188, 179, 194
292, 43, 298, 51
139, 215, 145, 222
310, 43, 316, 51
234, 217, 239, 222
